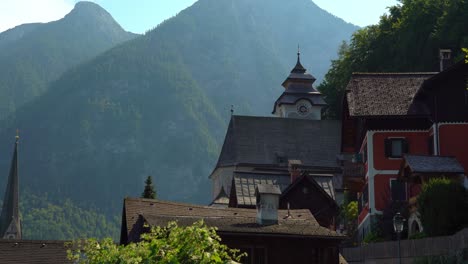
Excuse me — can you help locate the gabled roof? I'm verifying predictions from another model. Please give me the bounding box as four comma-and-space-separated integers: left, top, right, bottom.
0, 239, 71, 264
216, 116, 341, 168
402, 155, 465, 174
280, 174, 337, 206
231, 171, 291, 207
345, 72, 436, 116
210, 187, 229, 207
121, 197, 343, 244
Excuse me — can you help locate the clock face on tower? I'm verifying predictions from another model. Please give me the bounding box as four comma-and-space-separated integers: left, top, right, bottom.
296, 103, 310, 116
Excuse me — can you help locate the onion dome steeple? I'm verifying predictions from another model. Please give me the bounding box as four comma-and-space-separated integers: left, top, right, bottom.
273, 50, 326, 120
291, 49, 306, 74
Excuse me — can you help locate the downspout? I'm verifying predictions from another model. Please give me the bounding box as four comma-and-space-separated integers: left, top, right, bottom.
433, 95, 439, 156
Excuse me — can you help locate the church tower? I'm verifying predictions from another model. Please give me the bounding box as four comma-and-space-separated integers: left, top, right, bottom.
272, 51, 327, 119
0, 134, 21, 239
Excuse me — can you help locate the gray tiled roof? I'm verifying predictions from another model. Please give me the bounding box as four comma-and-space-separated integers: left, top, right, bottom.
0, 239, 71, 263
217, 116, 341, 168
404, 155, 465, 173
307, 174, 335, 200
233, 172, 291, 207
346, 73, 436, 116
256, 184, 282, 195
122, 198, 342, 239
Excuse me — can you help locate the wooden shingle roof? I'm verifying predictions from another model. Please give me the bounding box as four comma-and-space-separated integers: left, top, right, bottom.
216, 116, 341, 168
0, 239, 71, 263
121, 198, 343, 244
346, 72, 436, 116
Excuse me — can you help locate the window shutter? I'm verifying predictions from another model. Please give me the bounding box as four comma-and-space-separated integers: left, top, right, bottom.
403, 139, 409, 154
384, 138, 391, 157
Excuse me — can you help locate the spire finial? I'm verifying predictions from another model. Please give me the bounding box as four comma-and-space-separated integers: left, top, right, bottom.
230, 105, 234, 116
15, 129, 19, 143
297, 44, 300, 62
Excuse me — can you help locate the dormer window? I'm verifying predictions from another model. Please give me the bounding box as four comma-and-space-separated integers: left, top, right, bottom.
384, 138, 409, 158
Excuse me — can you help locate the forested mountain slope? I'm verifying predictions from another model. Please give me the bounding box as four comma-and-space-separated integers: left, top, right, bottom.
0, 1, 137, 119
0, 0, 358, 239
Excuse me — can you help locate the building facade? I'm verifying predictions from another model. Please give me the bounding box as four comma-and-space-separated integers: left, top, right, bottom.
341, 60, 468, 240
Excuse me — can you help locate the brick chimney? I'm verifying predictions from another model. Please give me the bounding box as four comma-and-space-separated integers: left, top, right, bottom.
439, 49, 453, 71
255, 184, 281, 225
288, 159, 302, 182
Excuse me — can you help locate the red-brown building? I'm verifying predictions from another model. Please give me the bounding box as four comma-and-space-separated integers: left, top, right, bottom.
341, 57, 468, 240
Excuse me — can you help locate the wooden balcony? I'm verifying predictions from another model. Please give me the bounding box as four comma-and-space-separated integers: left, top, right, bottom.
343, 160, 365, 192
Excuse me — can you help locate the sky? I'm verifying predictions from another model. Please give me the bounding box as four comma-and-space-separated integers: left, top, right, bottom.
0, 0, 399, 34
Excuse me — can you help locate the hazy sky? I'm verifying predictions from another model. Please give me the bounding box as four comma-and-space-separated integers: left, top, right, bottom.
0, 0, 399, 34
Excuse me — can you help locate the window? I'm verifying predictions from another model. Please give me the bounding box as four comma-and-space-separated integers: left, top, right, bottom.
384, 138, 409, 158
391, 179, 406, 201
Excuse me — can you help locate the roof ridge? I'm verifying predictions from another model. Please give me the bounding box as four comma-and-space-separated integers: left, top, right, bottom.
352, 72, 437, 76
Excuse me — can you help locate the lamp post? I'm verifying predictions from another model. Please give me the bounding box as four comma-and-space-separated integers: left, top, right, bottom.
393, 212, 405, 264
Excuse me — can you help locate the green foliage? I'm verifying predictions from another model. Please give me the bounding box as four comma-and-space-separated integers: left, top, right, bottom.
417, 178, 468, 237
19, 191, 119, 240
68, 220, 245, 264
339, 192, 358, 238
141, 176, 156, 199
345, 201, 358, 220
318, 0, 468, 118
463, 48, 468, 63
362, 230, 384, 244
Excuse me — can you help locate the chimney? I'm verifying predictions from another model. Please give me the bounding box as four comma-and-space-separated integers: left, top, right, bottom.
288, 159, 302, 182
255, 184, 281, 225
439, 49, 453, 71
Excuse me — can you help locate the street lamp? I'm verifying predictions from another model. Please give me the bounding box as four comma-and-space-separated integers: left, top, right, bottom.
393, 213, 405, 264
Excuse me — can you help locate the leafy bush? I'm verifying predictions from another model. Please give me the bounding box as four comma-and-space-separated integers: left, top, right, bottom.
362, 230, 384, 244
68, 220, 245, 264
417, 178, 468, 237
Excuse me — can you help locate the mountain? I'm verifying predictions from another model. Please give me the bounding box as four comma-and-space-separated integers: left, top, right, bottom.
0, 1, 137, 119
0, 0, 357, 237
156, 0, 358, 116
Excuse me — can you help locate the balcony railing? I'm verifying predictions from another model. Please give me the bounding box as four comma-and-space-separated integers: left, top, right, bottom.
342, 160, 365, 192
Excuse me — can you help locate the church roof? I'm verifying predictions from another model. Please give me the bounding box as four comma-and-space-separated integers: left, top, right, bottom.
345, 72, 436, 116
0, 139, 21, 239
215, 116, 341, 168
281, 52, 316, 87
